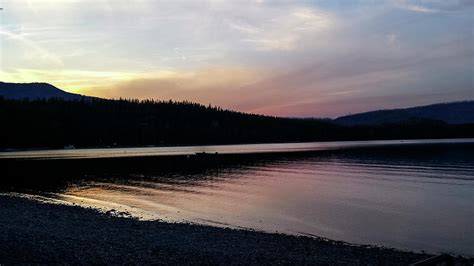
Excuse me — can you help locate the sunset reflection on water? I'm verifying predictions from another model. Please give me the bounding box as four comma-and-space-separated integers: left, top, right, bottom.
56, 142, 474, 256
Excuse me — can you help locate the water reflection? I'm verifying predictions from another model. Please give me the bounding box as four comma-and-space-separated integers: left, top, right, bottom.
2, 142, 474, 256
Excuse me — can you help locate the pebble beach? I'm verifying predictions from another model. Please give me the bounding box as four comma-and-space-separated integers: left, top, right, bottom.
1, 194, 472, 265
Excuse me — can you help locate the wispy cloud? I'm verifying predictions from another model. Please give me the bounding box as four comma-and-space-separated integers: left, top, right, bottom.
232, 6, 333, 51
391, 0, 474, 13
0, 30, 64, 67
394, 2, 438, 13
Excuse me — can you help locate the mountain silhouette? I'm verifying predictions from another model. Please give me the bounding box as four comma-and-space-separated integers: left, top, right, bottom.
0, 82, 93, 101
335, 101, 474, 126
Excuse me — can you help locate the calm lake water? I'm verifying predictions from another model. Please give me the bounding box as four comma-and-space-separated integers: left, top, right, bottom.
3, 139, 474, 256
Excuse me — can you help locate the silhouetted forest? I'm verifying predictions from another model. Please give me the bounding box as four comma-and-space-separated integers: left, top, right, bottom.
1, 97, 473, 149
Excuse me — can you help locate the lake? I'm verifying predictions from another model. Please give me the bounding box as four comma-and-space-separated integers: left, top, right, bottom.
1, 139, 473, 256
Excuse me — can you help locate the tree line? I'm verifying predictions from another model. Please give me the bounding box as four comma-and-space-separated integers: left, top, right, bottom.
0, 97, 473, 149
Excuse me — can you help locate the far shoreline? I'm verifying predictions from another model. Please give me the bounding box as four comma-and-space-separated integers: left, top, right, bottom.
1, 137, 473, 157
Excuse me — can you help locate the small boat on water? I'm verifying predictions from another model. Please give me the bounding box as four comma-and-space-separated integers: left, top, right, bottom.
63, 145, 76, 150
195, 151, 219, 157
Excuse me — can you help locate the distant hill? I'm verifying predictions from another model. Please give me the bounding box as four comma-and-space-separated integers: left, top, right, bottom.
0, 82, 92, 101
335, 101, 474, 126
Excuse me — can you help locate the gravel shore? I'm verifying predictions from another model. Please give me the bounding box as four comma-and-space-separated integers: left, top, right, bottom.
0, 195, 471, 265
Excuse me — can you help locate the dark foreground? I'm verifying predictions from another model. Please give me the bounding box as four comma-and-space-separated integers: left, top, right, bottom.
0, 195, 472, 265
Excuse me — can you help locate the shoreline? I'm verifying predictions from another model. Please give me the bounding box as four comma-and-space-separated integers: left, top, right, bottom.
2, 137, 474, 157
1, 194, 472, 265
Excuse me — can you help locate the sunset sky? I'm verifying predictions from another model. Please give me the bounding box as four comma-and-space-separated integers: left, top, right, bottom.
1, 0, 473, 117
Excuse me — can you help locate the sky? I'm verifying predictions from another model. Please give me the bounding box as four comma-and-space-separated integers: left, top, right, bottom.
0, 0, 473, 117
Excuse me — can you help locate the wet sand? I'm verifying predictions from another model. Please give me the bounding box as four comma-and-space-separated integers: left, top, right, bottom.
0, 195, 471, 265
